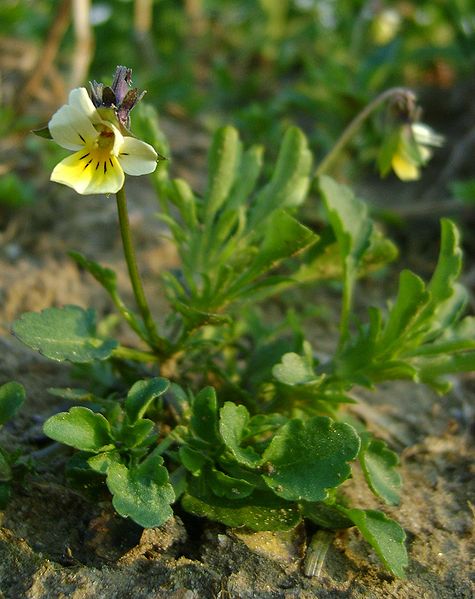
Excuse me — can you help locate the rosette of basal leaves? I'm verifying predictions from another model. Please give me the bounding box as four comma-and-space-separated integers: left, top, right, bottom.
177, 388, 407, 576
43, 377, 175, 528
0, 382, 26, 508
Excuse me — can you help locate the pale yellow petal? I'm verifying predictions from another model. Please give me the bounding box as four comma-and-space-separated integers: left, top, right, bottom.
118, 137, 158, 175
51, 151, 124, 195
49, 105, 98, 151
392, 154, 420, 181
68, 87, 102, 123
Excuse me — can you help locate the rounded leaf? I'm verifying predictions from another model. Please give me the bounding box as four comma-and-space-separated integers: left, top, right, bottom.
13, 306, 117, 363
44, 407, 112, 452
262, 417, 360, 502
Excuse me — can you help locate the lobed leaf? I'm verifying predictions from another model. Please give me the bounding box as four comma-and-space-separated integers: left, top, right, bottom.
219, 403, 261, 467
69, 251, 117, 295
318, 175, 373, 278
272, 352, 319, 386
359, 435, 401, 505
205, 126, 242, 220
190, 386, 221, 445
182, 485, 301, 531
106, 454, 175, 528
13, 305, 118, 363
262, 417, 360, 502
249, 127, 312, 227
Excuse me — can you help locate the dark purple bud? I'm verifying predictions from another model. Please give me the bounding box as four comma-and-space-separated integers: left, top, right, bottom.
90, 81, 103, 107
89, 66, 145, 130
111, 66, 133, 105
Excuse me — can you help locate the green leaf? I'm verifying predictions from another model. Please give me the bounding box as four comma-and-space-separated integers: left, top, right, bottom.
226, 145, 264, 211
182, 486, 301, 531
106, 454, 175, 528
359, 435, 401, 505
179, 446, 210, 474
250, 127, 312, 226
205, 126, 242, 220
124, 377, 169, 423
0, 382, 25, 426
168, 178, 197, 229
207, 468, 254, 499
32, 125, 52, 139
190, 387, 220, 445
301, 502, 353, 529
118, 419, 156, 448
69, 251, 117, 294
43, 407, 113, 452
272, 352, 320, 386
219, 403, 261, 467
88, 451, 122, 474
13, 305, 118, 363
338, 507, 408, 578
378, 270, 429, 352
262, 417, 360, 502
236, 210, 318, 290
318, 176, 373, 279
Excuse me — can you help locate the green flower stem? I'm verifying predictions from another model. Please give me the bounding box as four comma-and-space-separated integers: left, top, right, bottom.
115, 185, 167, 354
315, 87, 415, 178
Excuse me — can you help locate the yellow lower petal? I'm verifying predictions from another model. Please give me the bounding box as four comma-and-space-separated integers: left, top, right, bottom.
51, 151, 125, 195
391, 154, 420, 181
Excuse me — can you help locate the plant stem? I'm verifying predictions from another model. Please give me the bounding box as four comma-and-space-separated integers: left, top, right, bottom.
339, 269, 354, 350
315, 87, 415, 178
115, 185, 166, 354
112, 345, 157, 362
304, 529, 334, 577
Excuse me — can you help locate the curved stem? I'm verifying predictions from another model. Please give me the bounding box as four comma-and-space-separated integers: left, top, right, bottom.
115, 185, 166, 354
315, 87, 415, 178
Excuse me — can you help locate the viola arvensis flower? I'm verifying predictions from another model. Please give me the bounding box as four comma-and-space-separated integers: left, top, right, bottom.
377, 91, 444, 181
48, 69, 157, 195
390, 123, 444, 181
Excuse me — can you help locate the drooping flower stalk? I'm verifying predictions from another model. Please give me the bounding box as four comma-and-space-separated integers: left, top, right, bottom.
315, 87, 415, 178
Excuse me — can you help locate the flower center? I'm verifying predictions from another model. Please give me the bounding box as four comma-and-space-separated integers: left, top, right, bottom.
77, 125, 118, 175
96, 126, 115, 152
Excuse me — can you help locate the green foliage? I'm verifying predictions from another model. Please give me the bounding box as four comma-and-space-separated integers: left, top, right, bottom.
42, 378, 174, 527
359, 434, 401, 506
338, 507, 408, 578
106, 455, 175, 528
44, 407, 113, 452
261, 418, 360, 502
